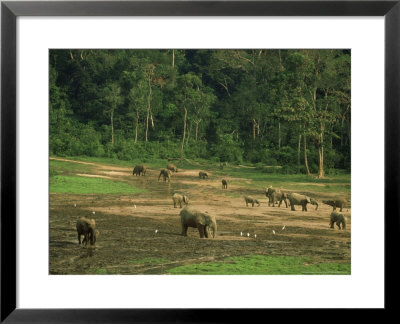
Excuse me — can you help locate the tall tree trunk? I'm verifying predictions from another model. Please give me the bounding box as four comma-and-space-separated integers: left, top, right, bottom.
135, 110, 139, 143
278, 122, 281, 150
297, 133, 302, 172
111, 108, 114, 145
252, 119, 256, 140
145, 74, 152, 142
195, 121, 199, 141
180, 106, 187, 163
172, 49, 175, 69
317, 131, 325, 178
304, 133, 311, 176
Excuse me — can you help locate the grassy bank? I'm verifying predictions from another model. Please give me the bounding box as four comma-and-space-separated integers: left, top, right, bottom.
167, 255, 351, 275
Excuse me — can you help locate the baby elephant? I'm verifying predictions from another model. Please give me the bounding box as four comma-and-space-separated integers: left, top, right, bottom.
244, 196, 260, 207
199, 171, 208, 179
330, 211, 347, 230
323, 198, 347, 212
172, 193, 189, 208
76, 218, 98, 246
288, 193, 311, 211
158, 169, 171, 182
222, 179, 228, 189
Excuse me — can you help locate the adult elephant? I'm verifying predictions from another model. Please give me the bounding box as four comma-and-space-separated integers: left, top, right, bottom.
199, 171, 208, 179
158, 169, 171, 182
180, 207, 217, 238
76, 218, 99, 246
132, 164, 147, 176
265, 186, 288, 207
288, 193, 311, 211
167, 163, 178, 173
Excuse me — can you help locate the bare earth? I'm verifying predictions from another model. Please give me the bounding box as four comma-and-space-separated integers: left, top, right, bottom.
49, 158, 351, 274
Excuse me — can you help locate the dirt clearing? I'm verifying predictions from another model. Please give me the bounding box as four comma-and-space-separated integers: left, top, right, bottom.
50, 159, 351, 274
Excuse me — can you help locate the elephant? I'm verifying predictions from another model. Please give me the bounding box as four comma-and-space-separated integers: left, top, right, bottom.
219, 162, 227, 170
310, 198, 319, 210
167, 163, 178, 173
244, 196, 260, 207
288, 193, 311, 211
222, 179, 228, 189
322, 198, 347, 212
264, 186, 288, 207
329, 211, 347, 230
199, 171, 208, 179
172, 193, 189, 208
76, 218, 98, 246
158, 169, 171, 182
180, 207, 217, 238
132, 164, 147, 176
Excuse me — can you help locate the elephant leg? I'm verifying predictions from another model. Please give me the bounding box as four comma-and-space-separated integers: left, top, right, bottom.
340, 207, 343, 212
78, 234, 81, 245
329, 221, 334, 229
197, 224, 205, 238
303, 205, 307, 211
179, 201, 182, 208
290, 203, 296, 211
336, 222, 341, 230
181, 225, 188, 236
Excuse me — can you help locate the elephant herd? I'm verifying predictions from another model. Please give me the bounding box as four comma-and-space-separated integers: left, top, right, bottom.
76, 163, 348, 246
262, 186, 348, 230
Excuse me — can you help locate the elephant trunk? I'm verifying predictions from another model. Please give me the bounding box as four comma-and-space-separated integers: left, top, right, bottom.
210, 221, 217, 238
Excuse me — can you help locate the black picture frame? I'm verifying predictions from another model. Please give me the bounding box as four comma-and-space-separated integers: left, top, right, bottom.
1, 0, 398, 322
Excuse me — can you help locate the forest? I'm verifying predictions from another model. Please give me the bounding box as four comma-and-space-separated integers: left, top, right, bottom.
49, 49, 351, 178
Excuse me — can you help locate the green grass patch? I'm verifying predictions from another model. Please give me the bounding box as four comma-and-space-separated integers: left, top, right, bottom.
50, 175, 145, 194
50, 159, 95, 174
93, 268, 116, 274
166, 255, 351, 275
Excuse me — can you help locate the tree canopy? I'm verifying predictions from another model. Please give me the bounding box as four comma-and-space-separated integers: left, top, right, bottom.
50, 49, 351, 176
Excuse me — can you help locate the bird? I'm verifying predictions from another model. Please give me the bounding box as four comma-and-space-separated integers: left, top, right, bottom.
272, 230, 276, 235
254, 234, 257, 238
92, 211, 95, 215
240, 232, 243, 236
134, 204, 136, 209
282, 225, 285, 230
155, 229, 158, 234
73, 203, 77, 207
247, 233, 250, 237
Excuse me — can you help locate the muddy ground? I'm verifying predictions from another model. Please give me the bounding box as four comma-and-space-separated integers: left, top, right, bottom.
49, 158, 351, 274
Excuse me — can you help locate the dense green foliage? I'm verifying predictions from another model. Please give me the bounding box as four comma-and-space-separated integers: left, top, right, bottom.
50, 49, 350, 176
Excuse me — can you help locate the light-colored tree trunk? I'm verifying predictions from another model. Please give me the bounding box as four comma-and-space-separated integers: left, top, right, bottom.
145, 74, 152, 142
180, 106, 188, 163
135, 110, 139, 143
111, 108, 114, 145
304, 133, 311, 176
297, 133, 302, 171
317, 131, 325, 178
278, 122, 281, 150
